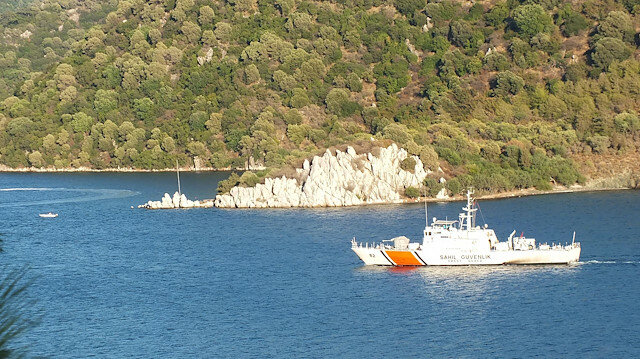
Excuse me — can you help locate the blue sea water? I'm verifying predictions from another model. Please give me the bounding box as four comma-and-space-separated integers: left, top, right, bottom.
0, 172, 639, 358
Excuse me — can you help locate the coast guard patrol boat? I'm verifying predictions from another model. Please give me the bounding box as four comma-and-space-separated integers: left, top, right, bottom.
351, 189, 581, 266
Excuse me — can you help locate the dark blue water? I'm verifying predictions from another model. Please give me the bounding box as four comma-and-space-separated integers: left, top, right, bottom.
1, 172, 639, 358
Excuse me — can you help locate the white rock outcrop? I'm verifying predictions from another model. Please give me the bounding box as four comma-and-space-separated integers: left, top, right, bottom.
197, 47, 214, 65
138, 192, 213, 209
215, 144, 431, 208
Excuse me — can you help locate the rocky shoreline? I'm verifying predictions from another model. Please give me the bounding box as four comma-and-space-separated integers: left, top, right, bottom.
138, 191, 214, 209
213, 144, 640, 209
403, 185, 634, 204
214, 144, 433, 208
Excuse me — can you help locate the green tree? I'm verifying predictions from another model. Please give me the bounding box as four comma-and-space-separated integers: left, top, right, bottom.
485, 2, 509, 27
28, 151, 44, 167
591, 37, 632, 70
557, 6, 589, 37
395, 0, 425, 16
597, 11, 634, 43
94, 90, 118, 119
244, 64, 260, 85
69, 112, 94, 133
512, 4, 553, 40
449, 20, 475, 49
181, 21, 201, 43
290, 88, 310, 108
493, 71, 525, 96
614, 112, 640, 133
198, 6, 215, 26
217, 172, 240, 194
133, 98, 155, 124
483, 51, 510, 71
325, 88, 350, 115
383, 123, 411, 145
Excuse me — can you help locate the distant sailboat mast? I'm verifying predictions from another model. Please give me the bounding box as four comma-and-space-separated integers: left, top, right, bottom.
176, 159, 181, 196
424, 188, 428, 228
424, 198, 428, 228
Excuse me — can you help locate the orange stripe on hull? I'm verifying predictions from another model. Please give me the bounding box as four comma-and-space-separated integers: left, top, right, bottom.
384, 251, 424, 266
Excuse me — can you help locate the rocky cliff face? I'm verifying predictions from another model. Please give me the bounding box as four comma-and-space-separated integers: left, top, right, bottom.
214, 144, 430, 208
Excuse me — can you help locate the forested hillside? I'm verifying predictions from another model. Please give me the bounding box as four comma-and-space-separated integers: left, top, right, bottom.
0, 0, 36, 12
1, 0, 640, 193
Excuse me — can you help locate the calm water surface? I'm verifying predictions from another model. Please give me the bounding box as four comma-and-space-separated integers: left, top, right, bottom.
0, 172, 638, 358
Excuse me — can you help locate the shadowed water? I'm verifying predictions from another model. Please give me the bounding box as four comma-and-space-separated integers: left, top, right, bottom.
0, 172, 638, 357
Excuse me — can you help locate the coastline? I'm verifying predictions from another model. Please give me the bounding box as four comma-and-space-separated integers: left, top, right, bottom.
212, 184, 636, 210
0, 165, 234, 173
402, 184, 635, 205
2, 164, 636, 208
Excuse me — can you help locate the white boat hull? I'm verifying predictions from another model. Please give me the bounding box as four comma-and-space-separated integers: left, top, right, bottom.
352, 246, 581, 266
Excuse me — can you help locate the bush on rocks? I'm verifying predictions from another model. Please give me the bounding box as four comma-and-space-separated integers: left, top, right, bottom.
424, 177, 444, 197
400, 157, 417, 173
217, 172, 240, 194
405, 186, 421, 198
239, 171, 260, 187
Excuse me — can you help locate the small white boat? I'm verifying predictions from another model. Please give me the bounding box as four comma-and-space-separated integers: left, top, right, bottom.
39, 212, 58, 218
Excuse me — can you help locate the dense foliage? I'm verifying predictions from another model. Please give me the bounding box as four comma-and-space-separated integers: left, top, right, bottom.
1, 0, 640, 194
0, 0, 36, 12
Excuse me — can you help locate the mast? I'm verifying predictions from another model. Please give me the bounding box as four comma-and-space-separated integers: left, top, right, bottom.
176, 159, 181, 196
424, 198, 428, 229
462, 188, 477, 230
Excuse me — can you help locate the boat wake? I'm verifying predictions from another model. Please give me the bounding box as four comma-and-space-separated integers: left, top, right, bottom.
581, 260, 639, 265
0, 187, 138, 207
0, 187, 57, 191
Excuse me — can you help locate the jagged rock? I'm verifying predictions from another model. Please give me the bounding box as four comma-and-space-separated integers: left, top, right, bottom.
436, 187, 450, 200
138, 192, 213, 209
214, 144, 432, 208
197, 47, 214, 65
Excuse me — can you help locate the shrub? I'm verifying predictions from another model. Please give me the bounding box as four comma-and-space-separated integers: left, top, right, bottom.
239, 171, 260, 187
534, 177, 553, 190
492, 71, 525, 96
405, 186, 420, 198
383, 123, 411, 145
216, 172, 240, 194
419, 145, 439, 170
558, 7, 589, 37
587, 135, 611, 153
613, 112, 640, 133
445, 178, 461, 195
563, 63, 588, 82
436, 147, 462, 165
483, 51, 510, 71
423, 177, 443, 196
449, 20, 474, 48
485, 3, 508, 27
394, 0, 425, 16
400, 157, 417, 173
